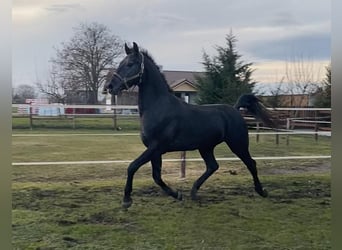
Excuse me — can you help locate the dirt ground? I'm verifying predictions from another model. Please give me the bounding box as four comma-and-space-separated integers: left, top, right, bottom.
261, 161, 331, 175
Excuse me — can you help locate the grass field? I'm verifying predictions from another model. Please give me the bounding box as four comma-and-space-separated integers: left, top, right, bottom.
12, 128, 331, 249
12, 116, 141, 130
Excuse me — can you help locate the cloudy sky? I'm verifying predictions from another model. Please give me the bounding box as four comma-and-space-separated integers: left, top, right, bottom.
12, 0, 330, 89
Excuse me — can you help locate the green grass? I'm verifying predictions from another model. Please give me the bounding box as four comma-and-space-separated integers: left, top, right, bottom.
12, 129, 331, 249
12, 173, 331, 249
12, 116, 141, 130
12, 133, 331, 163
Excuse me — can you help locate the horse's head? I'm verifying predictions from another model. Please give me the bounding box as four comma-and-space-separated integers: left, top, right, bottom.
102, 42, 144, 95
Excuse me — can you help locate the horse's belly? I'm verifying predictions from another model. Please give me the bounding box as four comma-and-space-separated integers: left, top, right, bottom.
167, 129, 224, 151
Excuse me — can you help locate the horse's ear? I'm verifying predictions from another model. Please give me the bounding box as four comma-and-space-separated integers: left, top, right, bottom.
124, 43, 131, 55
133, 42, 139, 54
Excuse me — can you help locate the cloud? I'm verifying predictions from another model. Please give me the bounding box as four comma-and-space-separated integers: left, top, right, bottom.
247, 32, 331, 61
12, 0, 331, 87
45, 4, 84, 13
269, 11, 300, 27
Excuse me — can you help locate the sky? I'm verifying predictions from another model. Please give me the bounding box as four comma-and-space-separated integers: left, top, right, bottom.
12, 0, 331, 91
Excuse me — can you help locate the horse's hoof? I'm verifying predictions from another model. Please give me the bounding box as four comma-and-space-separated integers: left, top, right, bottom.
255, 187, 268, 198
261, 189, 268, 197
190, 190, 199, 201
176, 190, 183, 201
122, 198, 132, 209
191, 193, 200, 201
257, 188, 268, 197
191, 196, 199, 201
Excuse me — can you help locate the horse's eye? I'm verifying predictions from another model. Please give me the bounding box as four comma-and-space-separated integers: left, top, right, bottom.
127, 62, 134, 67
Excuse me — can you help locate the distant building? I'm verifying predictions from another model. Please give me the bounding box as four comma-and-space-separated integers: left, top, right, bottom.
259, 94, 316, 108
163, 70, 204, 104
105, 70, 204, 105
255, 82, 318, 108
103, 70, 317, 108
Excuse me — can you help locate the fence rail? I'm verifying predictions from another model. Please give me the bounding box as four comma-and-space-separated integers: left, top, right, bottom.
12, 104, 331, 131
12, 155, 331, 166
12, 105, 331, 177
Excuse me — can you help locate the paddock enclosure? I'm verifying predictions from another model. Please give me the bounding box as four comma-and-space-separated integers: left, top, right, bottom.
12, 104, 331, 131
12, 124, 331, 249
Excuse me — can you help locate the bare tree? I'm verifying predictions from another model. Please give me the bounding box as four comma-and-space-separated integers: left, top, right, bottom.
36, 66, 74, 104
40, 22, 123, 104
284, 54, 321, 108
12, 84, 37, 104
261, 77, 286, 108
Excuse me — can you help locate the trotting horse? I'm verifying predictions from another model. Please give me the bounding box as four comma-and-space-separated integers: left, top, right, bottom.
103, 42, 277, 208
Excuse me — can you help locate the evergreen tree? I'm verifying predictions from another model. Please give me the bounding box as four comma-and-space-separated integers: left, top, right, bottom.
314, 64, 331, 107
196, 32, 255, 105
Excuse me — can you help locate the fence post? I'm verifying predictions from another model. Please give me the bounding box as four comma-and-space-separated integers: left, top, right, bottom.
29, 103, 33, 130
275, 133, 279, 145
286, 118, 290, 145
180, 151, 186, 178
180, 95, 189, 178
112, 95, 118, 130
256, 122, 260, 143
72, 107, 76, 129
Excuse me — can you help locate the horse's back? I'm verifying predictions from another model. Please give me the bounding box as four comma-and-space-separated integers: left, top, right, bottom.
188, 103, 246, 129
178, 102, 248, 143
141, 97, 249, 151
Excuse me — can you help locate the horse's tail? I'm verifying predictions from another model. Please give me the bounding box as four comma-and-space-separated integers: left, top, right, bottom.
234, 94, 278, 129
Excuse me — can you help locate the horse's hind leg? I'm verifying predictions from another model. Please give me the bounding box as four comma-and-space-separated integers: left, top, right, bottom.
151, 155, 182, 200
226, 141, 268, 197
191, 148, 219, 200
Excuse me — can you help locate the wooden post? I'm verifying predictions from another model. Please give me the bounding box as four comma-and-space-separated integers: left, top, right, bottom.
112, 95, 118, 130
72, 107, 76, 129
286, 118, 290, 146
180, 94, 189, 178
180, 151, 186, 178
29, 103, 33, 130
314, 123, 318, 142
256, 122, 260, 143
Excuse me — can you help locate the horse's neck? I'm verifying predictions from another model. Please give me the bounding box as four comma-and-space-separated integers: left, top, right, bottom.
138, 61, 171, 115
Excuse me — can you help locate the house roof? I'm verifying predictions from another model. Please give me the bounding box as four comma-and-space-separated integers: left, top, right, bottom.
163, 70, 204, 86
170, 79, 198, 92
169, 79, 196, 88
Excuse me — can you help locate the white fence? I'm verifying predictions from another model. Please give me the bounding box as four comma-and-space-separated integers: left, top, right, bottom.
12, 104, 331, 132
12, 155, 331, 166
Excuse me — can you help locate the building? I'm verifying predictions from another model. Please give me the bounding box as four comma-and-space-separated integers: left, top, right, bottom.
259, 94, 316, 108
163, 70, 204, 104
105, 70, 319, 108
111, 70, 204, 105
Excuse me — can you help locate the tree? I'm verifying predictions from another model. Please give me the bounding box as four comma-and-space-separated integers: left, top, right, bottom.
38, 22, 123, 104
196, 32, 255, 105
36, 66, 69, 104
284, 55, 321, 107
12, 84, 37, 104
314, 64, 331, 107
263, 77, 286, 108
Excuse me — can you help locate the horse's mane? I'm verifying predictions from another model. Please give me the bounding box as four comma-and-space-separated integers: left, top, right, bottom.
140, 50, 173, 93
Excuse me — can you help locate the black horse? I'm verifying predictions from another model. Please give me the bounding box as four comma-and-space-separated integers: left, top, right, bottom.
103, 42, 277, 208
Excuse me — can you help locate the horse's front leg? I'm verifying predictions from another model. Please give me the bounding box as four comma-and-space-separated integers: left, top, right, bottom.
151, 155, 182, 201
123, 148, 156, 208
